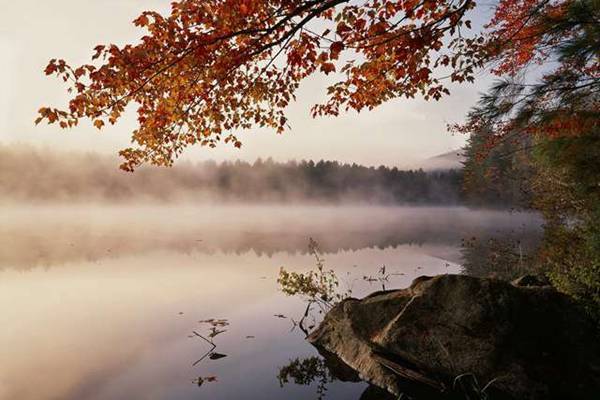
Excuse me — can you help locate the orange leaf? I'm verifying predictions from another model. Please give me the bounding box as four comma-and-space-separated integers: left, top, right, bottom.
330, 42, 344, 60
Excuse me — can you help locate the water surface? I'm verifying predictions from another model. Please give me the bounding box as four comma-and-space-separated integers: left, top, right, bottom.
0, 206, 541, 400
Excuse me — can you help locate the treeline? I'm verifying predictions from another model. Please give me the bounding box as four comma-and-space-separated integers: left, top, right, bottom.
208, 158, 463, 203
461, 126, 534, 209
0, 145, 463, 204
460, 112, 600, 317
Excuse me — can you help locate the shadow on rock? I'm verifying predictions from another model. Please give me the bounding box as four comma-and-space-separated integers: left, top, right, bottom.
308, 274, 600, 400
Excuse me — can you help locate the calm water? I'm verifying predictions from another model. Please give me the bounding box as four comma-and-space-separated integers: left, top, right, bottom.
0, 205, 541, 400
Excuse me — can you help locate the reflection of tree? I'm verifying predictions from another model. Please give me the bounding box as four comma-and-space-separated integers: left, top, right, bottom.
2, 210, 541, 270
277, 352, 398, 400
461, 236, 540, 281
278, 357, 334, 400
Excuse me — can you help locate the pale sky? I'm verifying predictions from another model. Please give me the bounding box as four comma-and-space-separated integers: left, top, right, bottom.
0, 0, 493, 168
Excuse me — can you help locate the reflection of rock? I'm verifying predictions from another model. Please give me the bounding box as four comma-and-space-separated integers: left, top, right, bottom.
317, 347, 361, 383
308, 274, 600, 399
319, 349, 397, 400
358, 385, 396, 400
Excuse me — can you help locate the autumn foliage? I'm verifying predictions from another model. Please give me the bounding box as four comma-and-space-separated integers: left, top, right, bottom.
37, 0, 597, 171
37, 0, 489, 171
452, 0, 598, 145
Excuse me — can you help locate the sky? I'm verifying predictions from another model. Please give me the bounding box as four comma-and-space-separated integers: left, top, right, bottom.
0, 0, 494, 168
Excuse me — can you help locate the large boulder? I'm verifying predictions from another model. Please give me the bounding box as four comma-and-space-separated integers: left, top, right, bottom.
308, 274, 600, 399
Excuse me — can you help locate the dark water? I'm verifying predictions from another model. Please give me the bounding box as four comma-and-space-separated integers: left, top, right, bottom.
0, 206, 541, 400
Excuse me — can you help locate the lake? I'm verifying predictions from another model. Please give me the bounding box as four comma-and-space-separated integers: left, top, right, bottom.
0, 205, 542, 400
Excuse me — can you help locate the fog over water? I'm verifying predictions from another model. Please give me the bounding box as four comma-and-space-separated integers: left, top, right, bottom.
1, 205, 541, 270
0, 203, 542, 400
0, 145, 543, 400
0, 145, 463, 204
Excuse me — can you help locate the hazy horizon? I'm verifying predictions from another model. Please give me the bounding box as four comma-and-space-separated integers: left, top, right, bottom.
0, 144, 464, 205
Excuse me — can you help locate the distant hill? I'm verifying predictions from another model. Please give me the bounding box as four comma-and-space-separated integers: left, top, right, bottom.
420, 150, 465, 170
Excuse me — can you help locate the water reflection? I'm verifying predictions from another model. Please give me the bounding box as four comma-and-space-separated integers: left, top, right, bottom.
191, 319, 230, 388
461, 235, 540, 280
278, 352, 398, 400
1, 206, 541, 270
278, 356, 337, 400
192, 319, 230, 366
0, 206, 542, 400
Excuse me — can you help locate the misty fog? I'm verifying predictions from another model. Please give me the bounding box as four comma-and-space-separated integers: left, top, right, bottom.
0, 145, 463, 205
1, 205, 542, 270
1, 144, 541, 270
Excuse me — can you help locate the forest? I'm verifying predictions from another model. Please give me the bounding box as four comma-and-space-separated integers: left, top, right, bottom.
0, 145, 462, 204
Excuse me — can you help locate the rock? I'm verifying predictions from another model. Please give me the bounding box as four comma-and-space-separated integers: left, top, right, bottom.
308, 274, 600, 400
